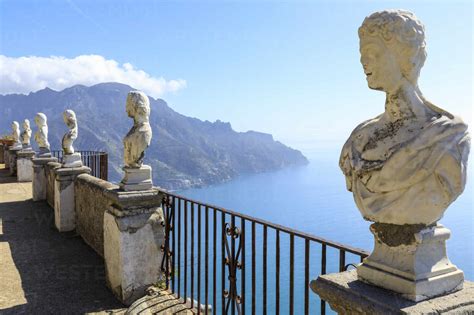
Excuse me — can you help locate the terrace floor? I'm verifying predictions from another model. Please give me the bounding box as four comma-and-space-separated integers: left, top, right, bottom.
0, 163, 198, 314
0, 164, 125, 314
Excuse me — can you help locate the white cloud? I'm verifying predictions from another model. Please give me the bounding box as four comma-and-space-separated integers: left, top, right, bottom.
0, 54, 186, 98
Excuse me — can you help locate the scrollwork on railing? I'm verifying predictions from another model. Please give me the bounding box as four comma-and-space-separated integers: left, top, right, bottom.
160, 195, 174, 286
223, 222, 243, 314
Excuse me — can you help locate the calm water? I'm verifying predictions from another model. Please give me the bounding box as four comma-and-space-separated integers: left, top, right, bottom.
177, 149, 473, 313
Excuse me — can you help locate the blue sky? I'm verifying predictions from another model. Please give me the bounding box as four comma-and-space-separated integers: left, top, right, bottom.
1, 0, 472, 156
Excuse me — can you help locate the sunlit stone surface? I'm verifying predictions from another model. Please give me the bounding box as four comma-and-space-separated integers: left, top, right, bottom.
339, 9, 470, 301
120, 91, 153, 191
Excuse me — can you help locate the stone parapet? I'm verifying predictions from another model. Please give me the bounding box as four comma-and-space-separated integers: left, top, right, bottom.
45, 161, 62, 208
53, 166, 90, 232
8, 147, 21, 176
32, 156, 58, 201
17, 150, 35, 182
0, 144, 4, 164
103, 188, 165, 305
310, 269, 474, 314
75, 173, 118, 257
4, 147, 10, 168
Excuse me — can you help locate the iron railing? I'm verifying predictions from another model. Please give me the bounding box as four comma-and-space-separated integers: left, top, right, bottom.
51, 150, 108, 181
159, 191, 369, 315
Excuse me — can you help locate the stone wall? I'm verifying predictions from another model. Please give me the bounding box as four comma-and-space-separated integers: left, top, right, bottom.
0, 144, 4, 163
45, 161, 61, 208
75, 174, 118, 257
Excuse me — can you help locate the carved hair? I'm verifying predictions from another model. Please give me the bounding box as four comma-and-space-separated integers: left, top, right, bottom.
359, 10, 426, 85
12, 121, 19, 130
127, 91, 150, 119
23, 119, 31, 129
35, 113, 47, 126
63, 109, 77, 127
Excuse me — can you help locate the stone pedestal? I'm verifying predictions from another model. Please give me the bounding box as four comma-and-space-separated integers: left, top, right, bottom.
32, 156, 58, 201
4, 148, 10, 168
103, 188, 165, 305
8, 147, 21, 176
0, 144, 4, 164
38, 148, 51, 157
120, 165, 153, 191
54, 166, 90, 232
310, 269, 474, 314
357, 223, 463, 301
63, 152, 83, 168
17, 150, 36, 182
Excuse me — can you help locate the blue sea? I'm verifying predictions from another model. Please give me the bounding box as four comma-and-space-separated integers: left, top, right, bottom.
177, 149, 473, 314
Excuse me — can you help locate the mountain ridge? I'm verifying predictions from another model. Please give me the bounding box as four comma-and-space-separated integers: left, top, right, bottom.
0, 82, 308, 189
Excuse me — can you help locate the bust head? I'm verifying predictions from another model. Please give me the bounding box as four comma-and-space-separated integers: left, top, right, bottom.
63, 110, 77, 129
12, 121, 19, 132
358, 10, 426, 93
35, 113, 47, 127
126, 91, 150, 122
23, 119, 31, 130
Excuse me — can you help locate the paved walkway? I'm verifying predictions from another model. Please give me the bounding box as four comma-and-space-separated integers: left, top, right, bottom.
0, 164, 125, 314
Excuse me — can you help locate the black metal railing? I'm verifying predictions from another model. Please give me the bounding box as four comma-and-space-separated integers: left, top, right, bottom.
51, 150, 108, 181
159, 191, 369, 315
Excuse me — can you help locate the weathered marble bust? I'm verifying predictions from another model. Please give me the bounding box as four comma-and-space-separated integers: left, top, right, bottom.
61, 109, 82, 167
340, 10, 470, 226
339, 10, 469, 301
20, 119, 32, 149
120, 91, 153, 191
34, 113, 51, 156
10, 121, 22, 149
62, 110, 78, 155
124, 91, 152, 168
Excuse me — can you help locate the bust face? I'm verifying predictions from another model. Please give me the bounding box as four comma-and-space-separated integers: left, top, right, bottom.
360, 35, 403, 93
126, 98, 135, 118
63, 110, 77, 128
23, 119, 30, 130
12, 122, 19, 131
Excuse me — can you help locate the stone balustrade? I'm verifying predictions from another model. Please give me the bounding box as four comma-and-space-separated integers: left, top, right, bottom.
75, 173, 118, 257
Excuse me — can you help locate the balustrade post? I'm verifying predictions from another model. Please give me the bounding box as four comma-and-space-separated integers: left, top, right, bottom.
32, 155, 58, 201
103, 90, 166, 305
53, 109, 90, 232
16, 150, 35, 182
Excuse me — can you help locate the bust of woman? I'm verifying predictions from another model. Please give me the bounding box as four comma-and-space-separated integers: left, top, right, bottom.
20, 119, 32, 148
34, 113, 51, 155
339, 10, 470, 225
62, 110, 78, 155
123, 91, 152, 168
11, 121, 22, 149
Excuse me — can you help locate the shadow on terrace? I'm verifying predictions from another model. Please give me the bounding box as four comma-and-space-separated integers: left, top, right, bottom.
0, 164, 125, 314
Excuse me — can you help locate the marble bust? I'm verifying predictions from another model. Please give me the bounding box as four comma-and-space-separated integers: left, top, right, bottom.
123, 91, 152, 168
339, 10, 469, 301
340, 10, 470, 226
62, 110, 78, 154
34, 113, 51, 156
61, 109, 82, 167
10, 121, 22, 149
120, 91, 153, 191
20, 119, 32, 149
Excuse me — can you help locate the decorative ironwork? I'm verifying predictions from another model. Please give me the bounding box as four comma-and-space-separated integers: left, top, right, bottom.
50, 150, 108, 180
160, 195, 174, 288
157, 190, 369, 315
223, 222, 243, 314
